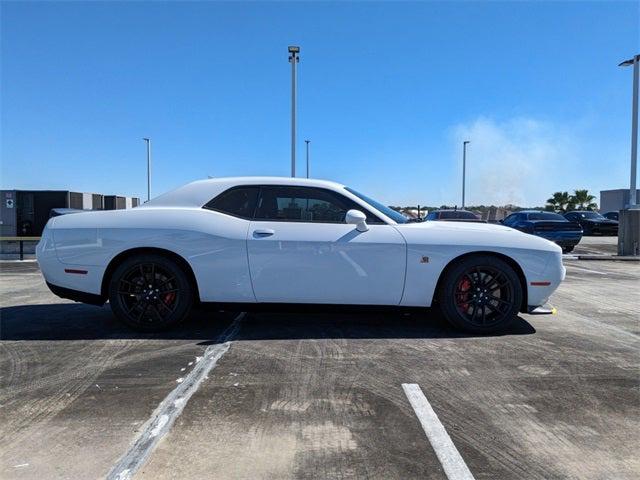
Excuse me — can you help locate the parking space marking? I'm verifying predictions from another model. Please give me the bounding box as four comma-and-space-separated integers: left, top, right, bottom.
402, 383, 475, 480
565, 264, 608, 275
106, 312, 245, 480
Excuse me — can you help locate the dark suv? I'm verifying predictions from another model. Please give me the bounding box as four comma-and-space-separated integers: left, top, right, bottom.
564, 211, 618, 236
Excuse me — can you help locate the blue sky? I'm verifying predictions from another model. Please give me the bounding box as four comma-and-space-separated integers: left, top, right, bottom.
1, 1, 638, 207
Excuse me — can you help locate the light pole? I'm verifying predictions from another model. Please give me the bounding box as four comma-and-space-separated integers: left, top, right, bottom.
305, 139, 310, 178
143, 138, 151, 202
619, 54, 639, 208
288, 46, 300, 177
462, 140, 470, 208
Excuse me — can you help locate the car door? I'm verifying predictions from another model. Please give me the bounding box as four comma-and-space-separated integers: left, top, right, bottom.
246, 185, 406, 305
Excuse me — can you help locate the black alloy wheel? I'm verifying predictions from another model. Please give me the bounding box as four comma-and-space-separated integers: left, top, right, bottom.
108, 254, 193, 331
439, 255, 523, 333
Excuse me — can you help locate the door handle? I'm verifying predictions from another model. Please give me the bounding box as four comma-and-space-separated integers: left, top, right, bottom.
253, 229, 275, 237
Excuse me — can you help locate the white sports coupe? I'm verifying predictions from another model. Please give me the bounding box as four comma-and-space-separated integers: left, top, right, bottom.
37, 177, 565, 333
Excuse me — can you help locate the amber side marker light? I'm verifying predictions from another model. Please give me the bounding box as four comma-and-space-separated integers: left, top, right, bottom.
64, 269, 88, 275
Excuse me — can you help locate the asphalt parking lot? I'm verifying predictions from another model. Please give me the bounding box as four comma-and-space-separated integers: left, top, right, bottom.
1, 245, 638, 479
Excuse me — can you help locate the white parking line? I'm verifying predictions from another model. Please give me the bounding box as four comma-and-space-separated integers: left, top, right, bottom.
106, 312, 245, 480
565, 264, 608, 275
402, 383, 475, 480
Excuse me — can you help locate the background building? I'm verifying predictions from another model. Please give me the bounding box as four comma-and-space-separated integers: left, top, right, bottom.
0, 190, 139, 236
599, 189, 640, 213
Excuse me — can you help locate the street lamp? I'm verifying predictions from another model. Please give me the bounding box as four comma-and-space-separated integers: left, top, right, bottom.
462, 140, 470, 208
288, 46, 300, 177
305, 139, 310, 178
142, 138, 151, 202
619, 54, 639, 208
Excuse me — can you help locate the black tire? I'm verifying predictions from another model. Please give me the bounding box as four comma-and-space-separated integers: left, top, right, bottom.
108, 254, 194, 332
562, 246, 574, 254
438, 255, 523, 334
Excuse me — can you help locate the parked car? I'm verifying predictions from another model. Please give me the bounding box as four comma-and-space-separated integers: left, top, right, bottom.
425, 209, 485, 222
602, 211, 619, 221
37, 177, 565, 334
564, 211, 618, 236
502, 211, 582, 253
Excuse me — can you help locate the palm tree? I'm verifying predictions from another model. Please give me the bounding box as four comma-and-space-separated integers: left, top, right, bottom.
546, 191, 572, 212
570, 189, 598, 210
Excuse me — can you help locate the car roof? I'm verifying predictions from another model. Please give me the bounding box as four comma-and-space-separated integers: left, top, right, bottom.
143, 176, 347, 209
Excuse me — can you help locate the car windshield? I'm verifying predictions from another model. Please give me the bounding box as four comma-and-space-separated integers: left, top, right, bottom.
579, 212, 604, 219
528, 212, 566, 221
344, 187, 408, 224
439, 211, 477, 219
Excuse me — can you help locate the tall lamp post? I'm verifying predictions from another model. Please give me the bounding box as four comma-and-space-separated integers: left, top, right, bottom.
288, 46, 300, 177
305, 139, 310, 178
619, 54, 639, 208
618, 54, 640, 256
143, 138, 151, 202
462, 140, 470, 208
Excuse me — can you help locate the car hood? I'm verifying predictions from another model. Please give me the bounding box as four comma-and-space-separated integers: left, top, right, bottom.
396, 219, 561, 252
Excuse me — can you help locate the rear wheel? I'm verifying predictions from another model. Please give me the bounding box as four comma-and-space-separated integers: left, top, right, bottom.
438, 255, 522, 333
108, 254, 194, 331
561, 245, 574, 254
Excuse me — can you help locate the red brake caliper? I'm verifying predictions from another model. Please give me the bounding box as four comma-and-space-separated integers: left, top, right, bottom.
457, 277, 471, 312
163, 292, 176, 305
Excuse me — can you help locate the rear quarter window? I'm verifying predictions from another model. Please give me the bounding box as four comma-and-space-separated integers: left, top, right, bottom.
203, 187, 260, 219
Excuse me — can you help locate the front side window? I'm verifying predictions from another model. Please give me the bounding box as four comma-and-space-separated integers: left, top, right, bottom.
203, 186, 259, 219
255, 186, 382, 224
344, 187, 408, 224
503, 214, 516, 225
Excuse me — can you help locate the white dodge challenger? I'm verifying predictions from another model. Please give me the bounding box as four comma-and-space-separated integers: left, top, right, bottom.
36, 177, 565, 333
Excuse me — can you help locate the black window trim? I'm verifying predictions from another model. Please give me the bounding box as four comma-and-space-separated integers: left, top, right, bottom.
203, 184, 386, 224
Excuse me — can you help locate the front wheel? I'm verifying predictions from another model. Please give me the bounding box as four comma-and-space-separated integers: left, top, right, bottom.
108, 254, 194, 332
562, 246, 574, 254
438, 255, 523, 334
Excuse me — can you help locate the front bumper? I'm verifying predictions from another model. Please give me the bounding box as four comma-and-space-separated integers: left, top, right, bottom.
535, 231, 582, 247
527, 304, 557, 315
526, 252, 565, 309
585, 225, 618, 235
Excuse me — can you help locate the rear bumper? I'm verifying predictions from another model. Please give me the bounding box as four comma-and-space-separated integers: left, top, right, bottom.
37, 230, 105, 296
46, 282, 105, 306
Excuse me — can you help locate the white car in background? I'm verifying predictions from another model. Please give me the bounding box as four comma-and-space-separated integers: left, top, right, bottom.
37, 177, 565, 333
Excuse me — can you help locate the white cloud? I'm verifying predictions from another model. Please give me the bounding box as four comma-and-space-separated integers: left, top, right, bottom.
452, 117, 579, 206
